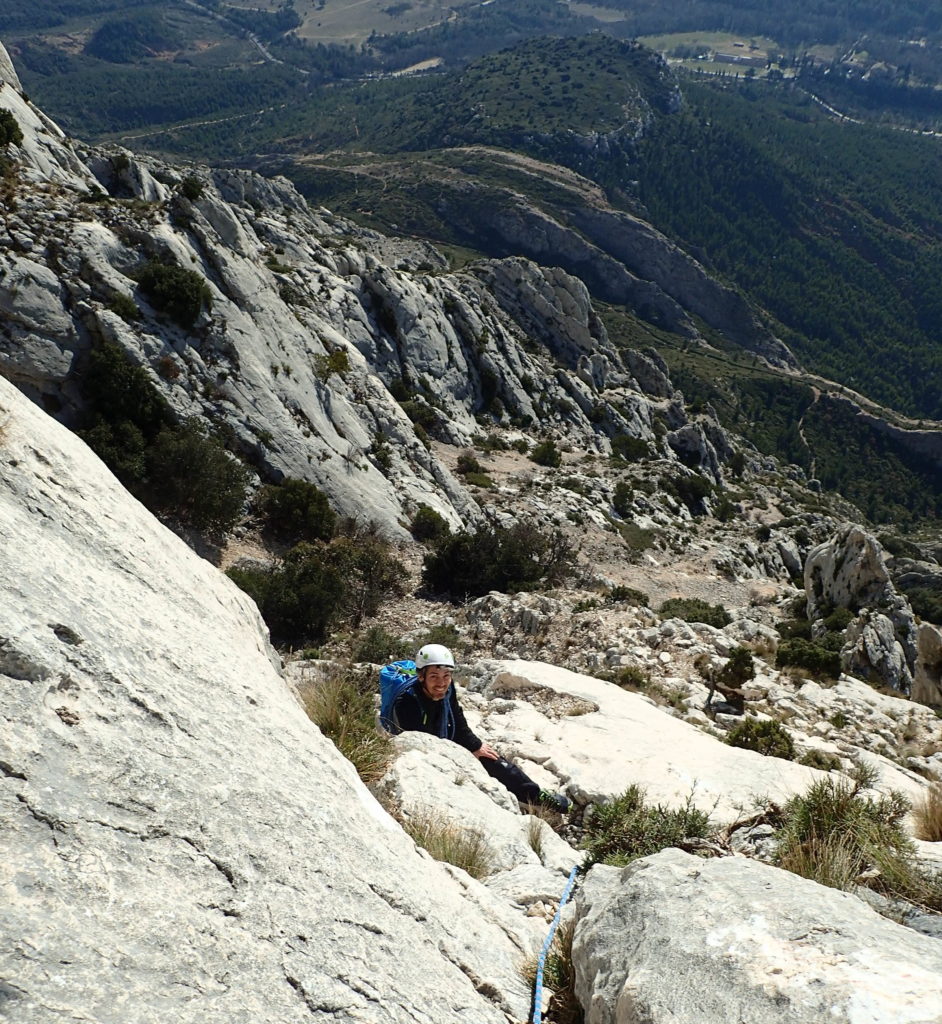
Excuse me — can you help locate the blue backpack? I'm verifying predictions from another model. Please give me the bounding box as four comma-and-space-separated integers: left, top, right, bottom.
379, 659, 455, 738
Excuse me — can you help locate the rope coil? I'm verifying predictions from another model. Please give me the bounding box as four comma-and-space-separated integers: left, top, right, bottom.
531, 864, 580, 1024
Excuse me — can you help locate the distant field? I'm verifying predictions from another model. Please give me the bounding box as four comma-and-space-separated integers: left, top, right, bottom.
287, 0, 481, 45
638, 31, 782, 56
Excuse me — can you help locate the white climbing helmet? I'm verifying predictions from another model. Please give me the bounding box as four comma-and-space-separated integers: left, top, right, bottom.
415, 643, 455, 670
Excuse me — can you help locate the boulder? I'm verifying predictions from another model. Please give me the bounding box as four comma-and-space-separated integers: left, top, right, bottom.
573, 849, 942, 1024
842, 608, 913, 693
913, 622, 942, 708
0, 377, 533, 1024
805, 525, 918, 694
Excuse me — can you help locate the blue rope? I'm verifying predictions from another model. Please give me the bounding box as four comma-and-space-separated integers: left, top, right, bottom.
531, 864, 580, 1024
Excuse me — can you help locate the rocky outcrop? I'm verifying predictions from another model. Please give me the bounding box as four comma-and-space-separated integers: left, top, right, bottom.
0, 375, 533, 1023
0, 40, 21, 91
0, 78, 724, 538
431, 176, 792, 365
913, 622, 942, 708
573, 849, 942, 1024
805, 525, 919, 694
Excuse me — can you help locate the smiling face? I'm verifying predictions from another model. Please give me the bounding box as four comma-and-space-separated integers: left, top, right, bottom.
419, 664, 452, 702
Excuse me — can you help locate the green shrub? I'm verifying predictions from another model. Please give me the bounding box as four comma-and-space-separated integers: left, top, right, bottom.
614, 665, 650, 691
106, 291, 140, 322
716, 646, 755, 689
456, 452, 483, 475
228, 546, 343, 648
148, 418, 249, 534
617, 521, 656, 552
256, 478, 336, 543
903, 587, 942, 626
80, 417, 148, 482
611, 434, 649, 461
78, 341, 246, 535
0, 110, 23, 149
608, 586, 648, 606
301, 663, 393, 784
229, 526, 405, 646
878, 533, 921, 559
352, 625, 409, 664
775, 775, 942, 910
81, 339, 170, 448
314, 349, 349, 378
726, 717, 796, 759
179, 175, 204, 201
582, 784, 712, 868
823, 606, 855, 632
779, 617, 813, 640
399, 399, 440, 433
462, 471, 494, 489
137, 259, 212, 329
422, 523, 577, 600
776, 638, 842, 679
668, 472, 714, 512
410, 504, 450, 543
799, 749, 842, 772
531, 439, 562, 468
419, 623, 464, 652
658, 598, 731, 628
327, 522, 408, 628
612, 480, 632, 517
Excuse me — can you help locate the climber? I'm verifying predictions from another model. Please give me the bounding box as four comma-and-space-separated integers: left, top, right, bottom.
388, 643, 570, 813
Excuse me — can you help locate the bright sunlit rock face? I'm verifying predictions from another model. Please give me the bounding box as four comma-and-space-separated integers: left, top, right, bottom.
0, 375, 533, 1024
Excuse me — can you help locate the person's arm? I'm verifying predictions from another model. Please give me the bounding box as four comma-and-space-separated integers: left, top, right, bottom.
391, 690, 429, 734
449, 687, 484, 752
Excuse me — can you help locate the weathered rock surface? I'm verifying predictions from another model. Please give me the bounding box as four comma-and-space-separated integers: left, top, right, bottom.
914, 622, 942, 708
805, 524, 921, 694
465, 660, 823, 822
0, 72, 736, 538
0, 376, 533, 1023
573, 849, 942, 1024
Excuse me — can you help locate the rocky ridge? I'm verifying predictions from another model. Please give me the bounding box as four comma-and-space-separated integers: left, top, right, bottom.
0, 42, 732, 543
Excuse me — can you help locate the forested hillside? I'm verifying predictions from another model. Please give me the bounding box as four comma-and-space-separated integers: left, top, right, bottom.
111, 34, 942, 424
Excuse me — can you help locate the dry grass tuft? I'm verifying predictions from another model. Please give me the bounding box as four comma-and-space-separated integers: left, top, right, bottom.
300, 661, 393, 784
913, 783, 942, 842
398, 807, 495, 880
526, 814, 547, 862
520, 919, 583, 1024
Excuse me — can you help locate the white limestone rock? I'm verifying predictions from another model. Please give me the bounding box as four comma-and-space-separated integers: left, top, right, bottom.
373, 731, 577, 877
0, 40, 21, 91
0, 376, 533, 1024
467, 660, 825, 822
913, 621, 942, 708
805, 524, 919, 694
573, 849, 942, 1024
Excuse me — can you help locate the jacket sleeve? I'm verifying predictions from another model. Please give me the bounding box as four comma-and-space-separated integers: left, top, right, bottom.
449, 688, 482, 752
391, 690, 427, 735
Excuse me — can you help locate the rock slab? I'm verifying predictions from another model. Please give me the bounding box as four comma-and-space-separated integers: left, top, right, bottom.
573, 848, 942, 1024
0, 375, 532, 1024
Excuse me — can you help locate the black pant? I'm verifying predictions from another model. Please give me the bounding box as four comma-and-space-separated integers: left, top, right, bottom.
480, 756, 540, 804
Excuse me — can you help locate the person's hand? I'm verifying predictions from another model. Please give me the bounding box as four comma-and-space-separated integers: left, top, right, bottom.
473, 742, 499, 760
